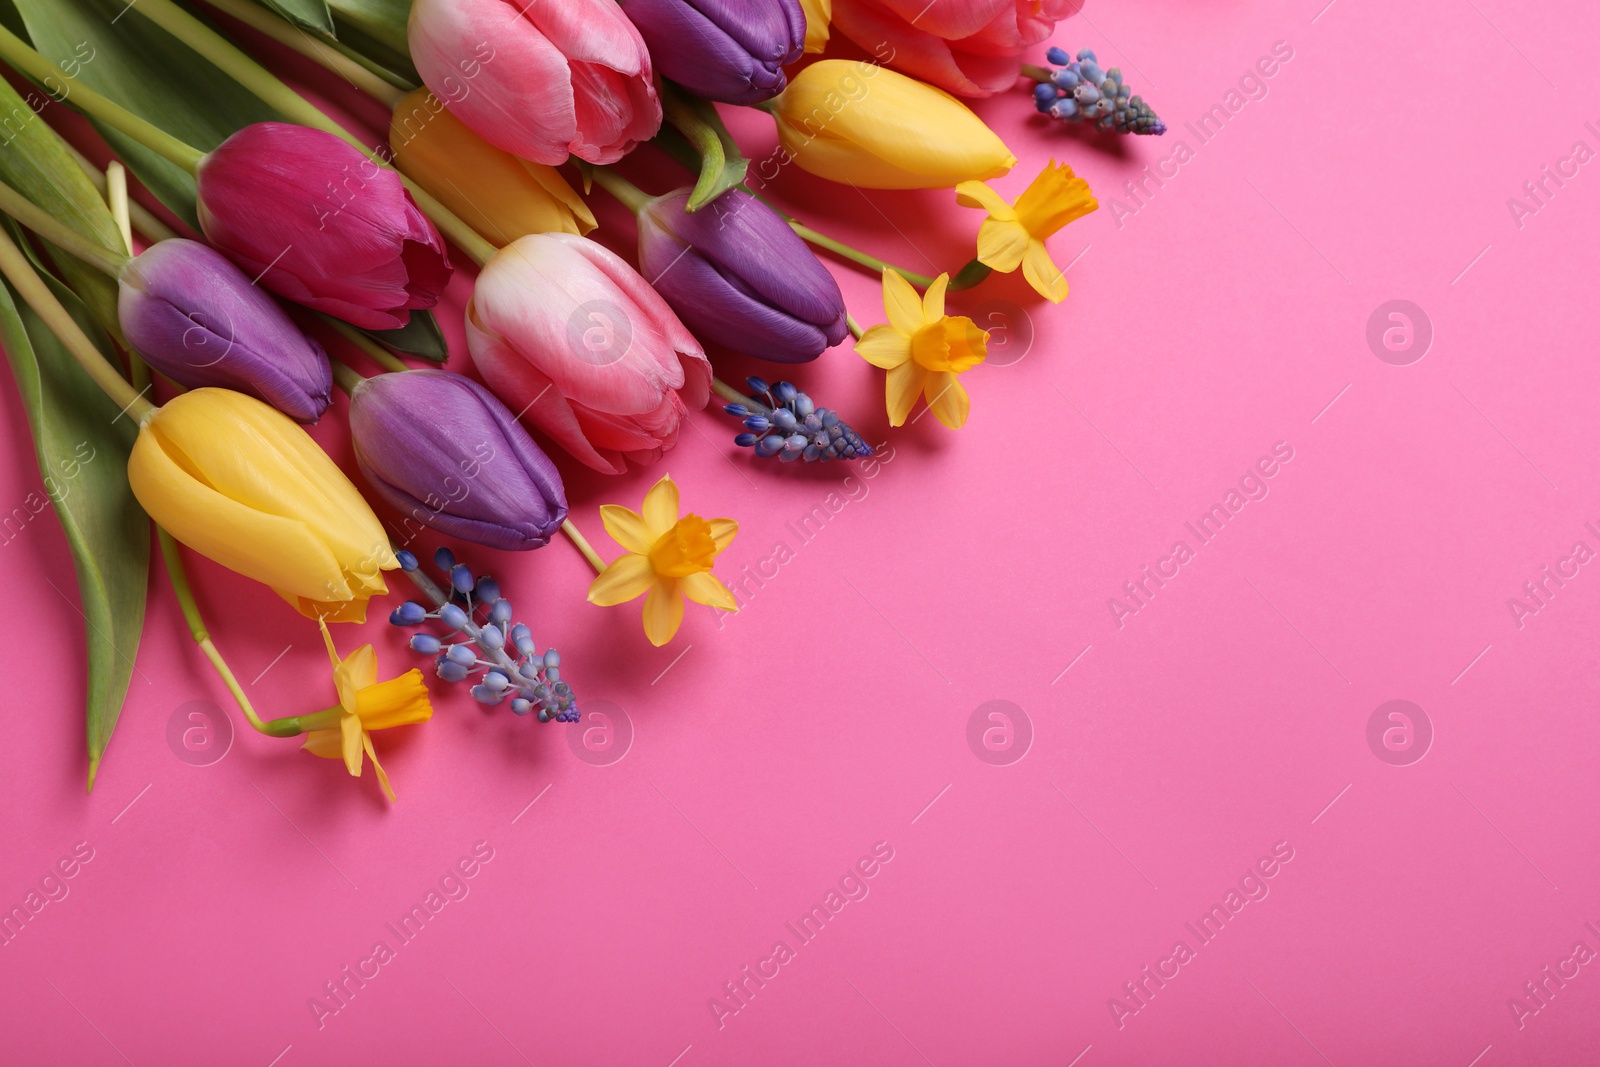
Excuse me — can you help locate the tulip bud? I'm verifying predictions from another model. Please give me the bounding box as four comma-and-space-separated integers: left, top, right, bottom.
619, 0, 805, 104
408, 0, 660, 166
771, 60, 1017, 188
117, 239, 332, 423
464, 233, 711, 475
389, 89, 596, 243
799, 0, 832, 52
638, 188, 847, 363
195, 123, 452, 331
127, 388, 396, 623
349, 370, 569, 551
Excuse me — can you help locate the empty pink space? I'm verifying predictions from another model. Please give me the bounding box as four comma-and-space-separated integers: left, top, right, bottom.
3, 0, 1599, 1064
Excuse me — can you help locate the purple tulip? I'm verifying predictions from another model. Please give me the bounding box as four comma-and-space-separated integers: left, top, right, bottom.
637, 188, 848, 364
619, 0, 804, 105
348, 370, 568, 551
117, 238, 332, 423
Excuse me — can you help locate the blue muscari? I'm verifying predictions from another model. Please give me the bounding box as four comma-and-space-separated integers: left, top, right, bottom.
723, 377, 872, 463
1033, 48, 1165, 136
388, 547, 578, 723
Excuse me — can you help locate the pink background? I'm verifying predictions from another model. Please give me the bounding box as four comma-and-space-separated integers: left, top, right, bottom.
4, 0, 1600, 1063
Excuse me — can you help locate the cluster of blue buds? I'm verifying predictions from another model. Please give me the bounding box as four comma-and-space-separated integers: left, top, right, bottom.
722, 377, 873, 462
1033, 48, 1165, 136
388, 547, 579, 723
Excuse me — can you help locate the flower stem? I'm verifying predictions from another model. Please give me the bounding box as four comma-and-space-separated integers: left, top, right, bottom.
561, 519, 605, 574
157, 528, 270, 733
258, 706, 340, 737
0, 225, 153, 418
69, 146, 184, 243
199, 0, 409, 106
846, 313, 865, 341
126, 0, 497, 267
0, 26, 205, 172
320, 315, 409, 374
0, 176, 130, 277
710, 375, 751, 407
106, 163, 135, 256
787, 221, 937, 289
590, 167, 653, 215
1020, 63, 1053, 83
328, 357, 366, 395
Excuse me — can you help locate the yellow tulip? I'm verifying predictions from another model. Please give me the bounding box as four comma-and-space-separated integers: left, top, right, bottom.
587, 475, 737, 646
390, 89, 596, 243
855, 269, 987, 428
301, 621, 432, 802
127, 388, 396, 623
799, 0, 831, 53
957, 161, 1098, 303
771, 60, 1016, 189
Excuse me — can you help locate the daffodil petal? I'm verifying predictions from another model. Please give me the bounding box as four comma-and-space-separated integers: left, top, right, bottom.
642, 578, 685, 646
302, 729, 341, 759
974, 218, 1029, 273
588, 553, 654, 605
642, 475, 679, 536
921, 273, 950, 321
886, 361, 924, 427
925, 371, 971, 429
955, 180, 1016, 219
363, 733, 396, 803
1022, 240, 1069, 303
855, 324, 912, 369
340, 714, 363, 777
600, 505, 653, 553
882, 268, 924, 334
681, 571, 738, 610
317, 620, 341, 670
707, 517, 737, 552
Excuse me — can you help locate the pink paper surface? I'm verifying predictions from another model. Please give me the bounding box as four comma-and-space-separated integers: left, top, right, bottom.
4, 0, 1600, 1063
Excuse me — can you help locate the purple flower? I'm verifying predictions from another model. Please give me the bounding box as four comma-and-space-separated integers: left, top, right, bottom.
117, 238, 332, 423
637, 188, 848, 364
348, 370, 568, 551
619, 0, 804, 104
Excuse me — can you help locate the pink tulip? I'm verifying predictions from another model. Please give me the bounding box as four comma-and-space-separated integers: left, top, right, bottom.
833, 0, 1082, 97
408, 0, 661, 166
465, 234, 711, 475
196, 123, 451, 331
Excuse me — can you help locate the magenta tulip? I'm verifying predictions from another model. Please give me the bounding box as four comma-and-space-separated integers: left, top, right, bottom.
465, 234, 711, 475
195, 122, 452, 331
408, 0, 660, 166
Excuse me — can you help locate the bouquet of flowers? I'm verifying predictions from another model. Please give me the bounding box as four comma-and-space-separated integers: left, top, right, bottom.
0, 0, 1157, 798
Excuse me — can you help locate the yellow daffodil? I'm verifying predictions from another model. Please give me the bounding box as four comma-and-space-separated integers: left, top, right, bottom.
300, 621, 433, 802
127, 388, 396, 623
587, 475, 737, 646
771, 61, 1016, 189
798, 0, 831, 52
390, 89, 596, 242
855, 270, 987, 428
956, 161, 1098, 303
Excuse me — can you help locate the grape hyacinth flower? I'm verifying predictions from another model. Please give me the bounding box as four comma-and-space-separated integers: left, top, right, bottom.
388, 547, 579, 723
721, 377, 873, 462
1030, 48, 1166, 136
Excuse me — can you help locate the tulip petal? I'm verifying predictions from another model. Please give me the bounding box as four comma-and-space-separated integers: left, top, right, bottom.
681, 571, 738, 610
588, 553, 655, 605
924, 370, 971, 428
886, 361, 925, 426
600, 505, 654, 553
975, 217, 1029, 273
642, 578, 685, 646
642, 475, 680, 534
1021, 239, 1068, 303
707, 517, 738, 552
882, 269, 924, 334
855, 324, 912, 369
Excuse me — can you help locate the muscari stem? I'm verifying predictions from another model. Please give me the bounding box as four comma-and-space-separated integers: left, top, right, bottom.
0, 226, 153, 418
710, 376, 752, 408
590, 167, 653, 215
127, 0, 498, 267
157, 529, 271, 733
0, 176, 130, 276
0, 26, 204, 172
198, 0, 409, 106
1020, 63, 1053, 83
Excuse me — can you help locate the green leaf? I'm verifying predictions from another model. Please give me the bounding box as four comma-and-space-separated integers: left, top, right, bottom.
365, 309, 447, 362
661, 86, 749, 212
324, 0, 410, 56
0, 245, 148, 792
256, 0, 334, 35
9, 0, 279, 229
240, 0, 416, 88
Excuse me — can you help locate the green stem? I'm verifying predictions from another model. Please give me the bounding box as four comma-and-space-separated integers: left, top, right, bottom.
562, 519, 605, 575
0, 26, 204, 172
846, 313, 864, 341
1020, 63, 1053, 83
0, 225, 152, 418
199, 0, 408, 106
329, 357, 366, 394
788, 221, 937, 289
157, 529, 271, 733
68, 145, 184, 243
590, 167, 653, 215
710, 375, 751, 407
106, 163, 134, 256
259, 706, 341, 737
321, 315, 409, 374
128, 0, 497, 266
0, 176, 129, 276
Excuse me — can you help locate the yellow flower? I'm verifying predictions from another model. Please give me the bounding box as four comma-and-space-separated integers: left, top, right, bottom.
772, 60, 1016, 189
127, 388, 396, 623
587, 475, 737, 646
855, 270, 987, 428
798, 0, 831, 52
956, 161, 1098, 303
301, 621, 433, 802
390, 89, 596, 243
